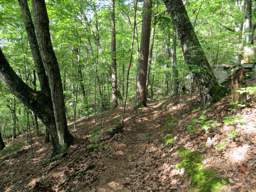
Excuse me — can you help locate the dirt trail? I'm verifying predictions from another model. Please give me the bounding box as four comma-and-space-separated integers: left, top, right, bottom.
93, 98, 199, 192
1, 95, 256, 191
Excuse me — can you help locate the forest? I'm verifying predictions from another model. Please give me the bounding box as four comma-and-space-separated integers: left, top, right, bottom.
0, 0, 256, 191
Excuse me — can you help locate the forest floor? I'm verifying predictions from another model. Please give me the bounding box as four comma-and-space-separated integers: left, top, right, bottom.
1, 91, 256, 191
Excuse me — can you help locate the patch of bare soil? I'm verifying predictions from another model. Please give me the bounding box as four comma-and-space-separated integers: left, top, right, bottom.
1, 94, 256, 192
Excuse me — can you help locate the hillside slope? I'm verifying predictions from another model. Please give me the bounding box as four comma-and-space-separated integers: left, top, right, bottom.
1, 94, 256, 191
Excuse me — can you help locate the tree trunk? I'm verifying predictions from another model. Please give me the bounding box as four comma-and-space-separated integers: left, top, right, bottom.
73, 47, 87, 101
252, 23, 256, 44
32, 70, 40, 136
73, 84, 78, 130
18, 0, 61, 150
12, 98, 17, 140
18, 0, 50, 94
45, 125, 50, 143
136, 0, 152, 107
147, 23, 156, 99
0, 49, 63, 154
164, 0, 226, 102
34, 115, 40, 136
32, 0, 73, 150
7, 97, 17, 140
123, 0, 138, 118
166, 28, 179, 96
172, 29, 179, 96
26, 108, 32, 144
241, 0, 254, 64
243, 0, 253, 45
0, 132, 5, 151
111, 0, 119, 108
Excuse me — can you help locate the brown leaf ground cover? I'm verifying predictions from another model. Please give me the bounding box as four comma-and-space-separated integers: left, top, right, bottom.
1, 93, 256, 192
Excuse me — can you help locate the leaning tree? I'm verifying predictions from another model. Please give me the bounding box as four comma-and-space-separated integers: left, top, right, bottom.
164, 0, 227, 102
0, 0, 73, 156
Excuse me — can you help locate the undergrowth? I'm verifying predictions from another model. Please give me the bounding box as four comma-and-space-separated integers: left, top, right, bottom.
186, 113, 219, 134
87, 128, 102, 151
177, 148, 227, 192
163, 116, 177, 145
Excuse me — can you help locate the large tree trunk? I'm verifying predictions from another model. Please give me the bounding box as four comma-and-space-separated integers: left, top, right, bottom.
111, 0, 119, 108
164, 0, 226, 102
32, 0, 73, 150
136, 0, 152, 107
18, 0, 53, 144
147, 23, 156, 99
18, 0, 73, 154
0, 49, 61, 154
0, 132, 5, 151
18, 0, 50, 94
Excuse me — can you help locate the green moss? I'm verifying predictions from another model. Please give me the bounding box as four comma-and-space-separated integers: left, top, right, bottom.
177, 148, 227, 192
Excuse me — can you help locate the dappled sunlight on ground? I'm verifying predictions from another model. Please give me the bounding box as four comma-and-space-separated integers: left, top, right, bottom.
225, 144, 250, 164
2, 95, 256, 191
159, 163, 185, 182
236, 109, 256, 136
27, 177, 41, 188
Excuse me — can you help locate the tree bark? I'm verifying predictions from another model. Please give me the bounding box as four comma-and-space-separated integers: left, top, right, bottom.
171, 29, 179, 96
18, 0, 55, 143
73, 47, 87, 100
123, 0, 138, 118
147, 23, 156, 99
7, 97, 17, 140
164, 0, 226, 102
0, 132, 5, 151
26, 107, 32, 144
0, 49, 65, 153
166, 28, 179, 96
243, 0, 253, 45
32, 0, 73, 150
136, 0, 152, 107
45, 125, 50, 143
12, 98, 17, 140
111, 0, 119, 108
32, 70, 40, 136
0, 49, 61, 154
18, 0, 50, 94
